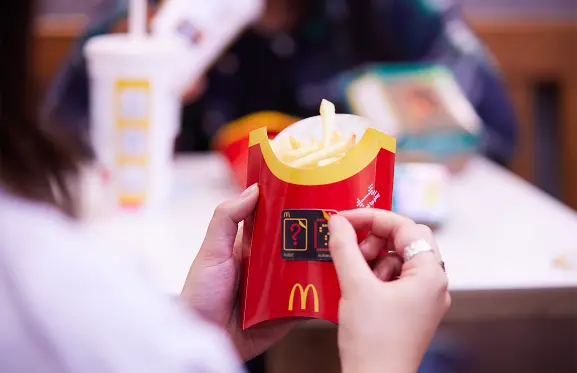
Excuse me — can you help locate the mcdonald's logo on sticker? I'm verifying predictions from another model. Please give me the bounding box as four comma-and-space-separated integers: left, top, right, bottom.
288, 283, 319, 312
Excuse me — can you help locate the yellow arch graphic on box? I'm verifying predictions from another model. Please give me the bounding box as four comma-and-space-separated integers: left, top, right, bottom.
288, 283, 320, 313
249, 127, 396, 185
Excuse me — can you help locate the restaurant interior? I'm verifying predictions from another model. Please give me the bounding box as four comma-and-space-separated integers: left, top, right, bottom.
31, 0, 577, 372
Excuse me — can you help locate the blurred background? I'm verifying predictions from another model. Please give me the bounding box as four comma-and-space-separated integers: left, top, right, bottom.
36, 0, 577, 207
33, 1, 577, 372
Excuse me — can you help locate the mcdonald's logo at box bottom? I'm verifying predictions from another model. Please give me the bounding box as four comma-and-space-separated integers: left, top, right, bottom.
288, 283, 319, 312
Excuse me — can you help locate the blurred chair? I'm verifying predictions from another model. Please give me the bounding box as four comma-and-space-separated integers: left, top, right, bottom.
470, 19, 577, 208
34, 14, 86, 101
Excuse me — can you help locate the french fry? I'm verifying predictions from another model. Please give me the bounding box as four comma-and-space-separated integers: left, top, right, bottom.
289, 136, 301, 150
320, 99, 335, 147
270, 136, 291, 156
330, 131, 343, 144
290, 134, 356, 169
317, 156, 341, 167
280, 144, 321, 162
271, 99, 359, 169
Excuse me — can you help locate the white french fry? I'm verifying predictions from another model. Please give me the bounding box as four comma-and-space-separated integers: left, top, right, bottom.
317, 156, 342, 167
330, 131, 343, 144
270, 136, 291, 157
291, 134, 356, 168
289, 136, 301, 150
320, 99, 336, 147
310, 136, 320, 147
280, 144, 321, 162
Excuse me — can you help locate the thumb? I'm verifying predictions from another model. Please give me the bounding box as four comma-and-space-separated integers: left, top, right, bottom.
197, 184, 259, 266
328, 215, 373, 295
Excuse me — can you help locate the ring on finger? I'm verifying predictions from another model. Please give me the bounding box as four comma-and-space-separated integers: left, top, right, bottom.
403, 239, 446, 272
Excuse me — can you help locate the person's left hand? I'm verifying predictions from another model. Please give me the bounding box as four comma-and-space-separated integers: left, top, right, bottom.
181, 184, 298, 361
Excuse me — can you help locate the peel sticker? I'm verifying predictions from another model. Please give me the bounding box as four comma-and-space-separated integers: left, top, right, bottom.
281, 209, 337, 262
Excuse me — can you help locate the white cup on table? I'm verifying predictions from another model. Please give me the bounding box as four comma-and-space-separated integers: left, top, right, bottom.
84, 34, 187, 215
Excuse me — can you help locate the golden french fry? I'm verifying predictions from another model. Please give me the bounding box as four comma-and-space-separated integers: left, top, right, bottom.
320, 99, 335, 147
289, 136, 301, 150
290, 134, 356, 168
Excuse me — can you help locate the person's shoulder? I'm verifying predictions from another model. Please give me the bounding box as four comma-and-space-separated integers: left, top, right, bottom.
0, 188, 73, 225
0, 189, 78, 254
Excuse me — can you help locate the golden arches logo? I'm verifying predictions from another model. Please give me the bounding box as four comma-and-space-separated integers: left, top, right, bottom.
288, 284, 319, 312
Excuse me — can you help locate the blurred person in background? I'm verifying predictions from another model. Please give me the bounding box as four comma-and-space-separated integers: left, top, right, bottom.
1, 4, 451, 372
46, 0, 517, 166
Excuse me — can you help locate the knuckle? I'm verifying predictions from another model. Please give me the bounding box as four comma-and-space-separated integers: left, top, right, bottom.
437, 271, 449, 292
213, 201, 232, 220
422, 266, 448, 294
443, 292, 452, 312
415, 224, 434, 238
383, 209, 413, 221
435, 273, 449, 296
397, 215, 415, 226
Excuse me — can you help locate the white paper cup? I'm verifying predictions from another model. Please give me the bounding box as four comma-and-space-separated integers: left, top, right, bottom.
85, 35, 187, 213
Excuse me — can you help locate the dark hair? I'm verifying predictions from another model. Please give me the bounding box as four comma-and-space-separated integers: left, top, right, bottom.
0, 0, 89, 216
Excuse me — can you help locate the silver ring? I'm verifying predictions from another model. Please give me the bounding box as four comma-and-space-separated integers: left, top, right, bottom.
403, 239, 435, 262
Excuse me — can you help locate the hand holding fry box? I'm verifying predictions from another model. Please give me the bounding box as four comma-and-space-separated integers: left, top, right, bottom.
240, 100, 396, 329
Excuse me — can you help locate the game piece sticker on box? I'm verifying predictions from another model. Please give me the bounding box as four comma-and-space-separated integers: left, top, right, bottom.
281, 209, 336, 262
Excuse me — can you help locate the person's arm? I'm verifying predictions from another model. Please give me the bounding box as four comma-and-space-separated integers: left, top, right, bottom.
374, 0, 518, 164
0, 201, 244, 373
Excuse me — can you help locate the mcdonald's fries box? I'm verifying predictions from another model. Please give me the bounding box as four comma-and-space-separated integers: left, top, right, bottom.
212, 112, 300, 186
240, 114, 396, 329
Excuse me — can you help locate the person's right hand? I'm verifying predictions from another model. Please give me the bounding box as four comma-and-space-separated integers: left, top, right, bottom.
328, 209, 450, 373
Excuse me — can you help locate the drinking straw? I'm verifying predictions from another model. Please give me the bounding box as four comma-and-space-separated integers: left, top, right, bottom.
129, 0, 147, 37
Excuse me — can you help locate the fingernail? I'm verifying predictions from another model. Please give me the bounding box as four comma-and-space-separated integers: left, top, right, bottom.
241, 183, 258, 198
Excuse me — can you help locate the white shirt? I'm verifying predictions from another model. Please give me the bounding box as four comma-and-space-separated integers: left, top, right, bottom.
0, 190, 243, 373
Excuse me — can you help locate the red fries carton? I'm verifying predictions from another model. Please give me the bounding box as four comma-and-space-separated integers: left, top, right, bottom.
212, 112, 299, 187
240, 112, 396, 329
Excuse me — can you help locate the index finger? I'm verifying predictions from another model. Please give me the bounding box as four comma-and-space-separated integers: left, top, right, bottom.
338, 209, 413, 245
338, 209, 441, 269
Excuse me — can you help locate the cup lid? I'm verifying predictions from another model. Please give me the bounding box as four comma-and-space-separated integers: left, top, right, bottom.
84, 34, 187, 58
